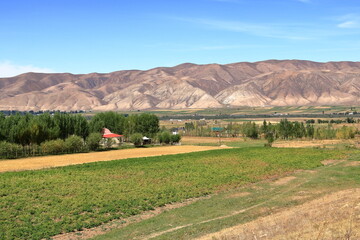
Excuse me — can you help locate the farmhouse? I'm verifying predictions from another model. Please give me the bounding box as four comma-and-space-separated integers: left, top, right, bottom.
101, 128, 124, 146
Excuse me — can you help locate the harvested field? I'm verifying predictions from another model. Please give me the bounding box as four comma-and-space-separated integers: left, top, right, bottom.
198, 188, 360, 240
0, 145, 226, 173
273, 139, 349, 148
182, 136, 242, 145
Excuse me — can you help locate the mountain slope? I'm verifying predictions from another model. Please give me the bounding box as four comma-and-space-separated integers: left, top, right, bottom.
1, 60, 360, 110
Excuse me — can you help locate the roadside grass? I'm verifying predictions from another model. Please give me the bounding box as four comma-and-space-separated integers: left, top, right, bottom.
0, 147, 347, 239
93, 150, 360, 240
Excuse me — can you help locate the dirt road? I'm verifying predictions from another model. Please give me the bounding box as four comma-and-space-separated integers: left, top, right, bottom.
0, 145, 227, 173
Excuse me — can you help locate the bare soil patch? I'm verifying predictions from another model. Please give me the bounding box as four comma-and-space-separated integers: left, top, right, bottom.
225, 192, 251, 199
272, 176, 297, 186
321, 159, 346, 166
198, 188, 360, 240
344, 161, 360, 167
0, 145, 224, 173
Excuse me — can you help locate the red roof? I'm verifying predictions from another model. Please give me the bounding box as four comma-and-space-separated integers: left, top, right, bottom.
102, 128, 123, 138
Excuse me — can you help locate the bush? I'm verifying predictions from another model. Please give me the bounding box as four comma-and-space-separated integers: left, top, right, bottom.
265, 131, 275, 147
130, 133, 143, 147
41, 139, 66, 155
336, 126, 356, 139
104, 138, 114, 149
65, 135, 84, 153
160, 131, 171, 144
86, 133, 102, 151
0, 141, 23, 159
170, 134, 181, 144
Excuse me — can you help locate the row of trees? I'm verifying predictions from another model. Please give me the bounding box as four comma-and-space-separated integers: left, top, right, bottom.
238, 119, 357, 146
180, 119, 357, 145
0, 133, 103, 159
306, 117, 358, 124
0, 112, 161, 158
0, 112, 160, 146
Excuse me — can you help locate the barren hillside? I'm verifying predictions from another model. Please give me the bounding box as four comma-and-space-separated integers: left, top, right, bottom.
1, 60, 360, 110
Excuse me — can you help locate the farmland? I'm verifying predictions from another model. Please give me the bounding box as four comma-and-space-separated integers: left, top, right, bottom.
0, 147, 347, 239
0, 145, 224, 173
94, 151, 360, 240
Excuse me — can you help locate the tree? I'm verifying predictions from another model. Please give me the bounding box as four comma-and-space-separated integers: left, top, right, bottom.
171, 134, 181, 144
242, 122, 259, 139
89, 112, 125, 134
260, 120, 268, 134
73, 115, 90, 139
264, 131, 275, 147
130, 133, 143, 147
86, 133, 102, 151
306, 123, 314, 138
65, 135, 84, 153
279, 119, 293, 139
185, 122, 195, 132
136, 113, 160, 138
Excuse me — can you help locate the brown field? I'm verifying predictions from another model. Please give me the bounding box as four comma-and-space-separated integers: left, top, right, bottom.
198, 188, 360, 240
272, 139, 355, 148
181, 136, 242, 145
0, 145, 227, 173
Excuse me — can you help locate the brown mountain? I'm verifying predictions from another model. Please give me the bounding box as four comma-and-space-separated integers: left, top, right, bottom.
1, 60, 360, 111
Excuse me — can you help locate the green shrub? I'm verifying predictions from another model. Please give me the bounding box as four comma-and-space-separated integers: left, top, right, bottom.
265, 131, 275, 147
170, 134, 181, 144
130, 133, 143, 146
336, 126, 356, 139
41, 139, 66, 154
314, 125, 336, 140
0, 141, 23, 159
160, 131, 171, 144
65, 135, 84, 153
86, 133, 102, 151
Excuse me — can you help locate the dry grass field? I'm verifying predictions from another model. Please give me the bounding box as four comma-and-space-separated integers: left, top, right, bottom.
181, 136, 242, 145
0, 145, 226, 173
198, 188, 360, 240
272, 139, 351, 148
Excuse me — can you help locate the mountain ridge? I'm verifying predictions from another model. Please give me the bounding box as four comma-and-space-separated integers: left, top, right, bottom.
1, 60, 360, 111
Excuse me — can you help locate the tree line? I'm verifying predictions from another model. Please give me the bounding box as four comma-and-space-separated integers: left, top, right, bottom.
0, 112, 161, 158
180, 119, 357, 145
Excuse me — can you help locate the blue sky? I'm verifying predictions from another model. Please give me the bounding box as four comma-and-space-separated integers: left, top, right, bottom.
1, 0, 360, 77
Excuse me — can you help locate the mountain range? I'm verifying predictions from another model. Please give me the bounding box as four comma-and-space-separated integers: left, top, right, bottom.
1, 60, 360, 111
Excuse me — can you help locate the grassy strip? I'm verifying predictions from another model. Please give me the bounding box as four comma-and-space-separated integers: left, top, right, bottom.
0, 147, 346, 239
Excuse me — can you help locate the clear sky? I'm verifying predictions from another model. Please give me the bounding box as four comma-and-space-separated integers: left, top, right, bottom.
1, 0, 360, 77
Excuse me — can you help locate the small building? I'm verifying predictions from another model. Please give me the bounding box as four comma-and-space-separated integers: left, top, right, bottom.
142, 136, 151, 145
101, 128, 124, 146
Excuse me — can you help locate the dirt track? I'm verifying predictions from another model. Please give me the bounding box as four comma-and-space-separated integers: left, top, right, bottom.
0, 145, 227, 173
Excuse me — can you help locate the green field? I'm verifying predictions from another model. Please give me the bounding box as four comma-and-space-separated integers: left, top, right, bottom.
95, 151, 360, 240
0, 147, 347, 239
